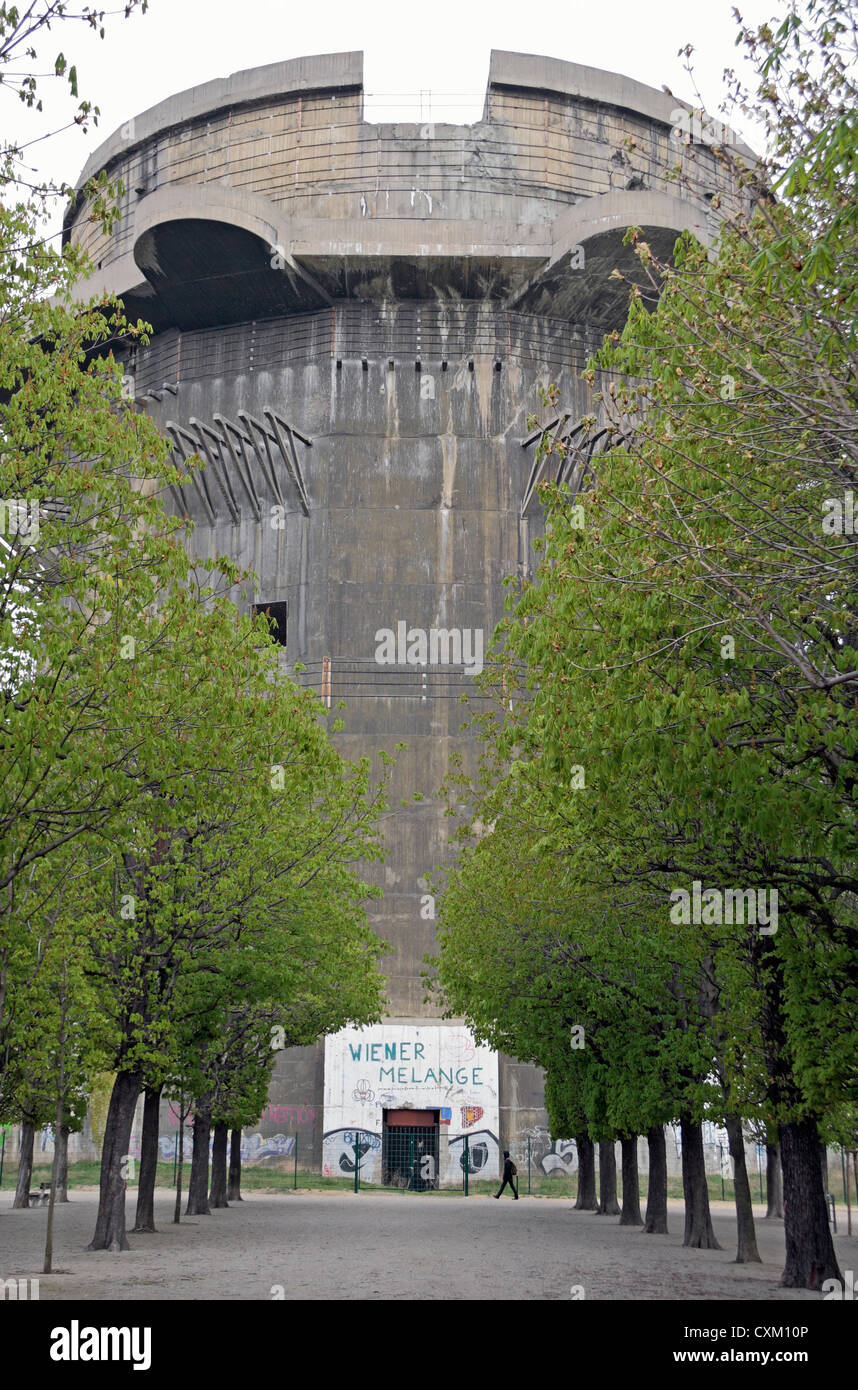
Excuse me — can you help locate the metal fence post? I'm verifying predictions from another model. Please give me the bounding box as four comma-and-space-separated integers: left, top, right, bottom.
464, 1134, 469, 1197
0, 1126, 6, 1187
528, 1137, 531, 1196
293, 1132, 298, 1190
353, 1136, 360, 1194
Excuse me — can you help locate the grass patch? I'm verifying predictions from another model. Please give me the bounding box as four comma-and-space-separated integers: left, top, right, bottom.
4, 1161, 846, 1208
4, 1160, 355, 1194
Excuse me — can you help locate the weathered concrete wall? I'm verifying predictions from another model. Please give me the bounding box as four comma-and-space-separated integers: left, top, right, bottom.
127, 317, 582, 1035
150, 1046, 323, 1171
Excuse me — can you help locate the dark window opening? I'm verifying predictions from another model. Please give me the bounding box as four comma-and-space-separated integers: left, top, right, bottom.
252, 601, 288, 648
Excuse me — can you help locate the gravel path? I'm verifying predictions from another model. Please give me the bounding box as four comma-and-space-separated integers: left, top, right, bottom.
1, 1190, 850, 1300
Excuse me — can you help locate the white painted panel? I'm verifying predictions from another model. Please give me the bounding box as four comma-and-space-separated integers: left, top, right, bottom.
323, 1023, 500, 1183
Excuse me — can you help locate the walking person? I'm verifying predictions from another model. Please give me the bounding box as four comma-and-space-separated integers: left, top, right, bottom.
494, 1150, 519, 1199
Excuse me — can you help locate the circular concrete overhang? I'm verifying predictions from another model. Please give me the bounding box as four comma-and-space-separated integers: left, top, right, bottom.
121, 184, 557, 327
68, 190, 706, 333
130, 186, 329, 329
133, 218, 288, 329
130, 187, 552, 323
512, 223, 686, 324
509, 189, 712, 324
118, 187, 706, 330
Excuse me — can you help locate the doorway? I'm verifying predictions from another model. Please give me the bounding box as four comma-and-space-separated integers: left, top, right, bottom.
381, 1110, 440, 1190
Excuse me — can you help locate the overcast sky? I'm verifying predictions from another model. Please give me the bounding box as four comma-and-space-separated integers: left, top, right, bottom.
9, 0, 782, 232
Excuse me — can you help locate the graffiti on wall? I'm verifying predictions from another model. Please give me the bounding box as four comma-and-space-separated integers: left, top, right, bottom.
510, 1125, 549, 1171
261, 1105, 316, 1126
156, 1132, 297, 1165
540, 1139, 578, 1175
510, 1132, 578, 1176
322, 1129, 382, 1181
322, 1127, 500, 1186
243, 1132, 296, 1163
445, 1130, 499, 1184
157, 1135, 189, 1161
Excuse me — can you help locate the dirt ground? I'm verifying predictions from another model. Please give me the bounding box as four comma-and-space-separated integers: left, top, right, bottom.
1, 1189, 852, 1300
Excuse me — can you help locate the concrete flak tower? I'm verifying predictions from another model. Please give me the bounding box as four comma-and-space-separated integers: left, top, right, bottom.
66, 50, 752, 1184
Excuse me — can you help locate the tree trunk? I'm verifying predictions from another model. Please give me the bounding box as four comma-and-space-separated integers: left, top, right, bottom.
132, 1085, 161, 1233
228, 1126, 243, 1202
619, 1135, 643, 1226
186, 1104, 212, 1216
173, 1110, 185, 1224
680, 1117, 722, 1249
56, 1124, 70, 1201
87, 1069, 142, 1251
780, 1116, 841, 1289
819, 1140, 829, 1196
210, 1121, 229, 1208
643, 1125, 668, 1233
754, 945, 842, 1288
725, 1114, 760, 1263
13, 1119, 35, 1209
44, 1038, 67, 1276
597, 1140, 620, 1215
765, 1143, 783, 1218
573, 1134, 597, 1210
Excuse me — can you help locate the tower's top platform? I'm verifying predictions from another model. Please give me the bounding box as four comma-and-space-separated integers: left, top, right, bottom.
71, 49, 753, 192
64, 50, 758, 333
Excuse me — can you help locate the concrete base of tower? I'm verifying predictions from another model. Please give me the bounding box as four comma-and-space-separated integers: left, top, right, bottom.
498, 1053, 551, 1165
248, 1024, 549, 1188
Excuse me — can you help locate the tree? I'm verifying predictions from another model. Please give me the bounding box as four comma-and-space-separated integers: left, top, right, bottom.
431, 797, 718, 1243
84, 618, 388, 1249
1, 0, 149, 201
432, 0, 855, 1289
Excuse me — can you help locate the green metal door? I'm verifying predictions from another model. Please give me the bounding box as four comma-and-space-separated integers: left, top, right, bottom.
381, 1112, 439, 1190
